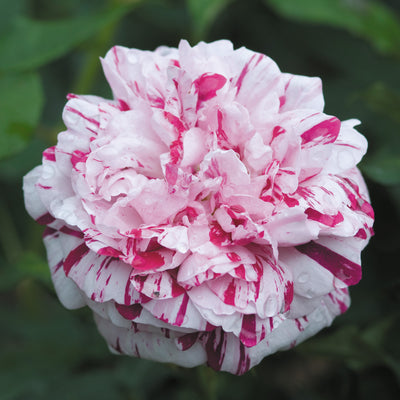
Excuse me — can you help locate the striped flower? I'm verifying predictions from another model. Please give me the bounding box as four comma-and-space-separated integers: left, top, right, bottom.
23, 40, 374, 374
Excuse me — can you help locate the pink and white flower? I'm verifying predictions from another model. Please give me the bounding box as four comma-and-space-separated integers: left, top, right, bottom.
23, 40, 374, 374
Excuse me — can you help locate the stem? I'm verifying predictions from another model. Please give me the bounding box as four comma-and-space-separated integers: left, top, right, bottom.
197, 366, 220, 400
72, 0, 143, 95
72, 17, 119, 95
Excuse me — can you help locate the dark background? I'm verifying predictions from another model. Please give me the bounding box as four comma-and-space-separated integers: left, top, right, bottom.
1, 0, 400, 399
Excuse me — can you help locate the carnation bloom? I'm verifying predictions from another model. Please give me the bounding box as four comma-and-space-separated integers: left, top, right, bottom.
23, 40, 374, 374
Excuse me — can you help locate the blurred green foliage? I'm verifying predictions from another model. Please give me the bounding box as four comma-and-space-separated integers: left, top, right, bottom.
1, 0, 400, 399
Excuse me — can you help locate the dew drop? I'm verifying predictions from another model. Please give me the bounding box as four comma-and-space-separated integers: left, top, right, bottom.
23, 182, 35, 194
41, 164, 55, 180
57, 210, 71, 221
265, 295, 278, 316
98, 145, 118, 159
313, 309, 324, 322
337, 150, 354, 170
297, 272, 309, 284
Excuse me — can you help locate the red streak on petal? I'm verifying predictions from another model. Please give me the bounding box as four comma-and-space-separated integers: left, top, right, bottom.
216, 109, 229, 144
177, 332, 199, 351
36, 212, 56, 225
223, 279, 237, 306
253, 258, 264, 281
329, 292, 348, 314
132, 252, 165, 271
37, 184, 51, 190
132, 274, 147, 294
97, 247, 122, 258
43, 146, 56, 162
227, 252, 241, 262
43, 227, 57, 238
283, 281, 294, 312
65, 106, 100, 127
124, 277, 133, 304
205, 329, 227, 371
71, 150, 88, 170
96, 257, 113, 282
175, 294, 189, 326
118, 99, 130, 111
209, 221, 231, 246
115, 303, 143, 320
133, 343, 140, 358
260, 324, 266, 342
169, 138, 183, 164
305, 208, 344, 227
236, 54, 257, 94
164, 111, 186, 134
165, 163, 179, 187
283, 194, 299, 207
174, 206, 199, 224
301, 117, 340, 146
361, 201, 374, 219
272, 126, 285, 141
63, 242, 90, 276
355, 228, 367, 239
170, 59, 180, 67
112, 46, 120, 68
171, 277, 186, 297
60, 226, 84, 238
235, 343, 251, 375
338, 180, 374, 219
194, 73, 227, 102
234, 264, 246, 280
161, 328, 170, 338
53, 261, 63, 273
296, 241, 361, 286
239, 314, 257, 347
295, 318, 304, 332
205, 322, 217, 331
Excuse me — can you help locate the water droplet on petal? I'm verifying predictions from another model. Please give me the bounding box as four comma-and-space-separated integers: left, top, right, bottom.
41, 164, 55, 180
265, 295, 277, 316
298, 272, 309, 283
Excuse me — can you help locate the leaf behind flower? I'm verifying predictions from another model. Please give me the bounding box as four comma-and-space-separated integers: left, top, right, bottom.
0, 5, 133, 72
0, 72, 43, 160
264, 0, 400, 57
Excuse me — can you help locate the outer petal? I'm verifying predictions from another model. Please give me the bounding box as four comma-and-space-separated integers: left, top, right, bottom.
95, 314, 207, 368
279, 73, 324, 112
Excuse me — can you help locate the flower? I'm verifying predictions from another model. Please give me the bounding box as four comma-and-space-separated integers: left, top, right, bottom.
23, 40, 374, 374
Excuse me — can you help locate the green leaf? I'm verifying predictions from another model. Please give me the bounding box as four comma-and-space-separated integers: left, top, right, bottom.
187, 0, 233, 41
0, 0, 26, 36
297, 315, 400, 381
363, 82, 400, 124
362, 153, 400, 185
264, 0, 400, 57
0, 5, 131, 72
0, 72, 43, 159
296, 325, 378, 370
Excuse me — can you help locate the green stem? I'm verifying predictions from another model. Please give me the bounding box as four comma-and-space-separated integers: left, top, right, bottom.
72, 17, 119, 95
72, 0, 142, 95
197, 366, 220, 400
